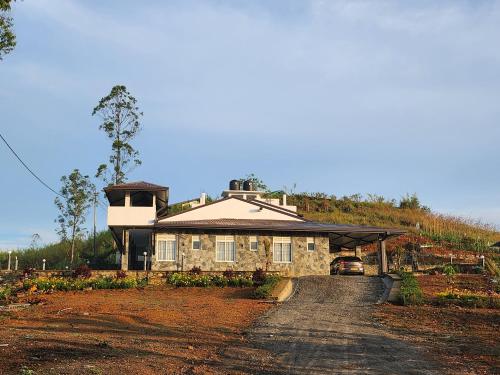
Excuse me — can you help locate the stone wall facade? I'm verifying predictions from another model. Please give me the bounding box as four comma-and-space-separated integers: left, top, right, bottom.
150, 231, 332, 277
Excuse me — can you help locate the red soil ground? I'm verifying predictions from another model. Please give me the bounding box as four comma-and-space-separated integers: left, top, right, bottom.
0, 286, 273, 375
375, 275, 500, 375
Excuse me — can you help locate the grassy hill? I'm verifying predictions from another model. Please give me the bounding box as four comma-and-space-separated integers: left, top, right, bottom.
284, 192, 499, 258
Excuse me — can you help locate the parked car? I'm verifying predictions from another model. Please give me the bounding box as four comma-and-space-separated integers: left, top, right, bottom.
330, 256, 364, 275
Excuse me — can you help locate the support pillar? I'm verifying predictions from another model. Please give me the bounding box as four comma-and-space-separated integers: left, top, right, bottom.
355, 246, 362, 258
121, 229, 129, 271
378, 240, 388, 275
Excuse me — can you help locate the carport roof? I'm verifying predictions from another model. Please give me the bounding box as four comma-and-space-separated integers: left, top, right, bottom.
154, 219, 406, 249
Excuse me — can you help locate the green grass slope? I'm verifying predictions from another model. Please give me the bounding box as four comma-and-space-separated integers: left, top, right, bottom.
286, 193, 500, 255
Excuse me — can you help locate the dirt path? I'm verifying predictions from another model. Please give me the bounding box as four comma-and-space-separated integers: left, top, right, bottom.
243, 276, 446, 375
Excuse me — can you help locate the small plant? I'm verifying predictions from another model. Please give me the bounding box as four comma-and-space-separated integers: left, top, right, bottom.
222, 269, 235, 279
19, 366, 35, 375
73, 264, 92, 279
23, 267, 36, 278
398, 271, 423, 305
190, 266, 202, 275
252, 268, 266, 286
443, 264, 457, 292
0, 287, 12, 302
116, 270, 127, 279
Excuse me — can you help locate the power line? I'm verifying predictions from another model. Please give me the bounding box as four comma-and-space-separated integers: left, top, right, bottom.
0, 131, 64, 198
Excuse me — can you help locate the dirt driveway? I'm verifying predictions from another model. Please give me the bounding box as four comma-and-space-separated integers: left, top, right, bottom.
243, 276, 445, 375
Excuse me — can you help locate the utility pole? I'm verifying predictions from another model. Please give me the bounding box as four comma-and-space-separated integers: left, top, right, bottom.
93, 191, 98, 261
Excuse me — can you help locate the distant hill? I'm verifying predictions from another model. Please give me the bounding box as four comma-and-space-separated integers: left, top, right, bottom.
285, 192, 499, 260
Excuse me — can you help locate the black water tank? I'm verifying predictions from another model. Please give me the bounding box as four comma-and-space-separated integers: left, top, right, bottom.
229, 179, 240, 190
243, 180, 254, 191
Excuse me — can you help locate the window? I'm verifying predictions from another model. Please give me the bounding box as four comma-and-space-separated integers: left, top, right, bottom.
216, 236, 236, 262
307, 237, 315, 251
249, 236, 258, 251
192, 235, 201, 250
273, 237, 292, 263
157, 236, 176, 261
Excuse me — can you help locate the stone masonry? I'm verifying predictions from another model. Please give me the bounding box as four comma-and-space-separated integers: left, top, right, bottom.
150, 231, 331, 277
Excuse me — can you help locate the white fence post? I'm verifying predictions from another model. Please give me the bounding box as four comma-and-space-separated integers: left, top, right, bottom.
15, 256, 18, 271
42, 259, 46, 271
7, 251, 12, 271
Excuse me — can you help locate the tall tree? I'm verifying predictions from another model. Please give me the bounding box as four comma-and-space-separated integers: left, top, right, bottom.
92, 85, 143, 186
54, 169, 95, 267
0, 0, 16, 60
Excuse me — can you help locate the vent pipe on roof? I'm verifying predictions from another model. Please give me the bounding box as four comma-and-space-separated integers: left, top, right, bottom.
200, 192, 207, 205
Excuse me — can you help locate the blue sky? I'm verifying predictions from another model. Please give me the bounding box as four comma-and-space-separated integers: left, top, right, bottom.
1, 0, 499, 250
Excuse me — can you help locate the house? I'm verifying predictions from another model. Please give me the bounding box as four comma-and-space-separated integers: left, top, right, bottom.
105, 180, 405, 276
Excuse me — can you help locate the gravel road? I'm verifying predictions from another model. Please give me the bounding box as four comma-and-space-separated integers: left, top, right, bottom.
243, 276, 444, 375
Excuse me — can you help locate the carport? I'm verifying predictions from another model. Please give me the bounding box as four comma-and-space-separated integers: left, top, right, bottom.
324, 225, 406, 275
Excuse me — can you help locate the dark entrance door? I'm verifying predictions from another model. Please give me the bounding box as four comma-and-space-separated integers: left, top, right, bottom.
128, 229, 153, 270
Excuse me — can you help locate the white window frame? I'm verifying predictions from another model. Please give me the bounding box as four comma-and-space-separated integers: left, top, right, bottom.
192, 235, 201, 250
307, 237, 316, 252
216, 235, 236, 262
156, 235, 177, 262
273, 236, 292, 263
249, 236, 258, 251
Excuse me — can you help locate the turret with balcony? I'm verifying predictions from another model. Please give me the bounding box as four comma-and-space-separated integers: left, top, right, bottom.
105, 181, 169, 270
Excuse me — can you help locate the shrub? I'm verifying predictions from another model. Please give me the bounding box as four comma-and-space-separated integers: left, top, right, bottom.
167, 273, 195, 287
223, 269, 235, 279
252, 268, 266, 286
23, 267, 36, 278
116, 270, 127, 279
252, 274, 282, 299
211, 274, 229, 287
398, 272, 423, 305
0, 287, 12, 302
190, 266, 202, 275
227, 276, 253, 287
22, 276, 145, 292
165, 272, 253, 288
193, 275, 212, 287
73, 264, 92, 279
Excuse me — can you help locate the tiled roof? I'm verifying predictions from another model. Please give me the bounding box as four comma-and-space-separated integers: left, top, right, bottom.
155, 218, 405, 235
104, 181, 168, 192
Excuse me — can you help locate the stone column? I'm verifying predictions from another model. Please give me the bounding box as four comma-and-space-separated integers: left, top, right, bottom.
121, 229, 129, 271
355, 246, 362, 258
377, 240, 388, 275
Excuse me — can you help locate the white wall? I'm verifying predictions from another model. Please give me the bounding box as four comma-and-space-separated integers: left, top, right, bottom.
107, 206, 156, 226
159, 198, 303, 222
